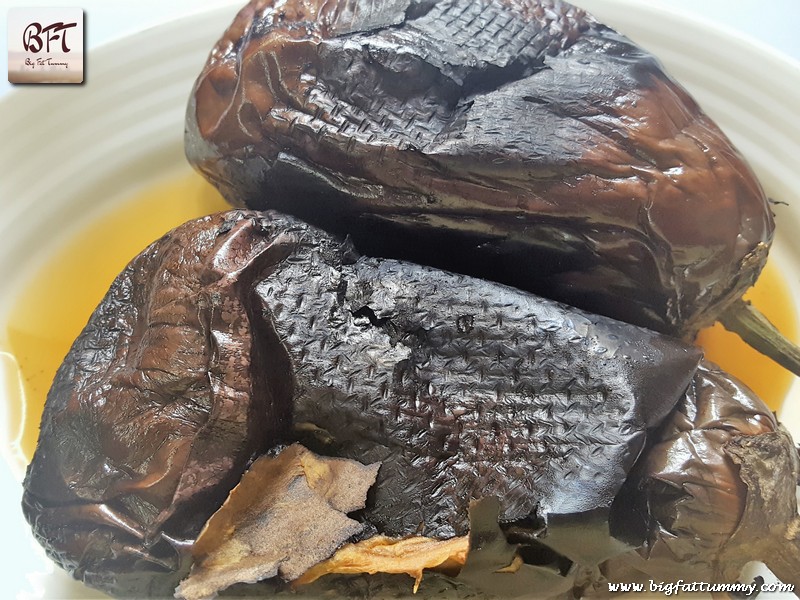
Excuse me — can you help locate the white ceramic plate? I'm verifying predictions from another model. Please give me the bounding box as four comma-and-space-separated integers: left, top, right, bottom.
1, 1, 799, 597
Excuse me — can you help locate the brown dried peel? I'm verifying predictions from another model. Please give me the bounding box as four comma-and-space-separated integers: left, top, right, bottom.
175, 444, 380, 600
294, 497, 577, 597
295, 535, 469, 592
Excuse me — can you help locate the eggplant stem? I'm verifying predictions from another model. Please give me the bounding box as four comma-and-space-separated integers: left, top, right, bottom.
718, 299, 800, 378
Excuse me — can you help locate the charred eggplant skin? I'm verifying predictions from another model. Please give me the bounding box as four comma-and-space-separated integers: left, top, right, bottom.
186, 0, 772, 336
23, 210, 702, 597
257, 230, 702, 543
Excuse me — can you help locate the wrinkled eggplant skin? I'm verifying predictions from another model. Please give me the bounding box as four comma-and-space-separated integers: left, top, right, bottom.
638, 363, 777, 575
597, 361, 782, 587
23, 210, 703, 597
22, 213, 297, 597
186, 0, 773, 337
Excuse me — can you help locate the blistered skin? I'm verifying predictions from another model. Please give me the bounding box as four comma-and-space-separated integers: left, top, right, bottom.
186, 0, 773, 336
23, 211, 703, 597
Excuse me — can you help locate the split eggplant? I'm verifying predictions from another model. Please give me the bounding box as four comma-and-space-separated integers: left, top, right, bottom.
22, 211, 800, 598
185, 0, 774, 340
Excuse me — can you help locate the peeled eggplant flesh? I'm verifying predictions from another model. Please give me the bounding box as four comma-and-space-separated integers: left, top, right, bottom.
185, 0, 773, 337
22, 211, 799, 598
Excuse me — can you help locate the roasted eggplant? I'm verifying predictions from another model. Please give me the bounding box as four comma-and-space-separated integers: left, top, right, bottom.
594, 363, 800, 594
21, 213, 294, 596
185, 0, 773, 341
22, 211, 800, 598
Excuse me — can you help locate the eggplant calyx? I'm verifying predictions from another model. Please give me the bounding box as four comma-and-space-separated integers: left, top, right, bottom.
719, 298, 800, 378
